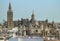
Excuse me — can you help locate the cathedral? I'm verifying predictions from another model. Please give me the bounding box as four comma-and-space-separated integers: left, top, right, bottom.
0, 3, 60, 37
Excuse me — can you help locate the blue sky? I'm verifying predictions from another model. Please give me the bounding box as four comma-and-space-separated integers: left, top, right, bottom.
0, 0, 60, 23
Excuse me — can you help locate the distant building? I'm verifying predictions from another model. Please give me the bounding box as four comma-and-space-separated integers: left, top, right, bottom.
0, 2, 59, 37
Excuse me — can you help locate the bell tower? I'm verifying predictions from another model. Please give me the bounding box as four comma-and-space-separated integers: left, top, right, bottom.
7, 3, 14, 30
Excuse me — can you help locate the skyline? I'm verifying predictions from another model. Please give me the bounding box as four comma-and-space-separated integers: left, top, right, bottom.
0, 0, 60, 23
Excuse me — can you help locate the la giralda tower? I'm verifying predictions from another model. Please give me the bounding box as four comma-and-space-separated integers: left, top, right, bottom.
7, 3, 14, 30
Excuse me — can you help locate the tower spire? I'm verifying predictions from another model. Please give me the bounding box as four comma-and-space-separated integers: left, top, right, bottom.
32, 10, 34, 15
9, 2, 11, 10
32, 10, 35, 20
30, 10, 36, 22
9, 0, 11, 9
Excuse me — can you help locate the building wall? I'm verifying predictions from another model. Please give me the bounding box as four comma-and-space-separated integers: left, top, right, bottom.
0, 25, 2, 32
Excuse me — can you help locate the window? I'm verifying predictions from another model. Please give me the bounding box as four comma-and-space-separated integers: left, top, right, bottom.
36, 30, 38, 32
